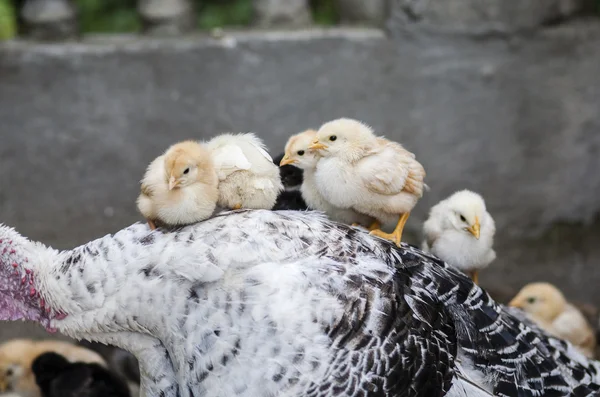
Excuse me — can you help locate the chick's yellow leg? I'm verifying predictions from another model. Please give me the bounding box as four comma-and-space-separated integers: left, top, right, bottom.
351, 221, 378, 229
369, 213, 410, 247
232, 204, 242, 210
147, 220, 157, 230
469, 270, 479, 285
368, 221, 381, 231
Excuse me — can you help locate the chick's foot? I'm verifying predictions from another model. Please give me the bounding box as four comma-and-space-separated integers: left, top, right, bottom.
369, 213, 410, 247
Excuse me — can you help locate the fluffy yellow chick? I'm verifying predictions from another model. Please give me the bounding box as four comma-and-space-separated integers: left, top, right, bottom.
308, 118, 427, 246
509, 282, 596, 358
206, 133, 283, 210
280, 129, 374, 227
0, 339, 105, 397
137, 140, 219, 230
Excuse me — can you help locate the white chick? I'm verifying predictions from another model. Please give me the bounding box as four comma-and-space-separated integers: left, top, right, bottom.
206, 133, 283, 210
280, 129, 374, 227
308, 118, 427, 246
509, 282, 597, 359
137, 140, 219, 230
421, 190, 496, 284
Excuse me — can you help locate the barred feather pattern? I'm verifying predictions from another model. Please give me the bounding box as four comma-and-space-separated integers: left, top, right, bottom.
17, 210, 600, 397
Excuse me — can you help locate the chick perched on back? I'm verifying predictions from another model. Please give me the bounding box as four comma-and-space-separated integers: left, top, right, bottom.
308, 118, 427, 246
32, 352, 130, 397
509, 282, 597, 359
137, 140, 219, 230
273, 152, 304, 192
280, 129, 373, 226
0, 339, 105, 397
206, 133, 283, 210
271, 152, 307, 211
421, 190, 496, 284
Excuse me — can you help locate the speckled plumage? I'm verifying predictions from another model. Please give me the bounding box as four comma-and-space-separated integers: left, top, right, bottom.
1, 211, 600, 397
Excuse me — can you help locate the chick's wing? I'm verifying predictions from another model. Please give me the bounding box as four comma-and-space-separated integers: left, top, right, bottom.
248, 139, 273, 163
358, 143, 412, 196
211, 144, 252, 180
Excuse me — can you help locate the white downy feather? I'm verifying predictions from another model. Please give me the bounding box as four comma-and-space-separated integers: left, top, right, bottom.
210, 144, 252, 180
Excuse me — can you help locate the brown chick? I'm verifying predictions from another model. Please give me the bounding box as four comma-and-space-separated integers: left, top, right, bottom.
509, 282, 596, 358
137, 140, 219, 230
0, 339, 105, 397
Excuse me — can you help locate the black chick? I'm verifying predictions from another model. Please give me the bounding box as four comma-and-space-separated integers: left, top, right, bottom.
272, 152, 308, 211
32, 352, 131, 397
273, 152, 304, 189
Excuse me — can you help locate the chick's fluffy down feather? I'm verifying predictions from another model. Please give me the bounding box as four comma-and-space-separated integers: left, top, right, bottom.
206, 133, 283, 209
137, 148, 219, 226
552, 305, 597, 358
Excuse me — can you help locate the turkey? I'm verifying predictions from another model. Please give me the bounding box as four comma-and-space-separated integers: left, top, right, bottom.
0, 210, 599, 397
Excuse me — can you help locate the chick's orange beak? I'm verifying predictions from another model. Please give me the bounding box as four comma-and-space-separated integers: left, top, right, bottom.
466, 217, 480, 239
508, 297, 523, 308
308, 139, 327, 151
279, 154, 297, 166
168, 176, 178, 190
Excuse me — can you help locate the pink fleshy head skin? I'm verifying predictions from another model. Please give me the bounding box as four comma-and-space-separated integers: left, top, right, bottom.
0, 237, 66, 331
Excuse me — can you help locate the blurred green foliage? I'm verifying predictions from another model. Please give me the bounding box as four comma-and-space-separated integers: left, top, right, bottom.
197, 0, 253, 30
310, 0, 339, 25
0, 0, 339, 39
76, 0, 140, 33
2, 0, 600, 39
0, 0, 16, 40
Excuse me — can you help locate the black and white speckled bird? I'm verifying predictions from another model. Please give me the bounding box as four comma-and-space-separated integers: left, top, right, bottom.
0, 210, 599, 397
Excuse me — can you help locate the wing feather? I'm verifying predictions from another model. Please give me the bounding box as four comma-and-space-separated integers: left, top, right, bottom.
359, 142, 425, 197
248, 138, 273, 163
211, 144, 252, 180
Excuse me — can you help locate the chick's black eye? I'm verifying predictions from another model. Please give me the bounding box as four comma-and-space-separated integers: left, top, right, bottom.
460, 215, 466, 222
297, 150, 305, 156
526, 297, 536, 304
6, 368, 13, 376
183, 168, 190, 175
329, 135, 337, 142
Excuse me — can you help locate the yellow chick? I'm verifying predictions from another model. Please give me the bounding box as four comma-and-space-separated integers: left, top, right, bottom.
509, 282, 597, 358
0, 339, 105, 397
280, 129, 374, 227
137, 140, 219, 230
308, 118, 427, 246
206, 133, 283, 210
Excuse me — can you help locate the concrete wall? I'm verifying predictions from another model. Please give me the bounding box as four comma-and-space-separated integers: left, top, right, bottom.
1, 2, 600, 339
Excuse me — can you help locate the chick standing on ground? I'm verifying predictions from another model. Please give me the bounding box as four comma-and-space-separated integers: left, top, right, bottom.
0, 339, 105, 397
421, 190, 496, 284
137, 140, 219, 230
280, 129, 373, 226
308, 118, 426, 246
509, 282, 597, 359
206, 133, 283, 210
